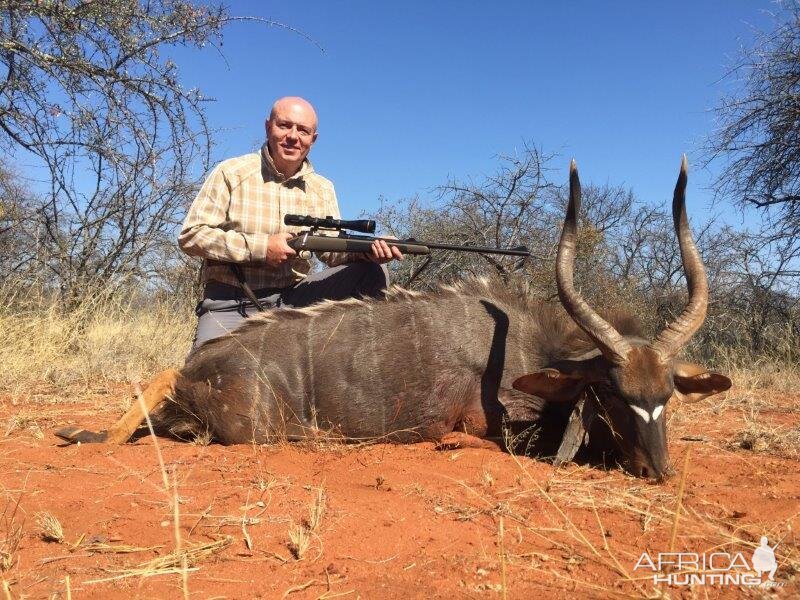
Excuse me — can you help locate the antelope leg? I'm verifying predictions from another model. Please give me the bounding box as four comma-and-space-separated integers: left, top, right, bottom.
55, 369, 180, 445
435, 431, 503, 451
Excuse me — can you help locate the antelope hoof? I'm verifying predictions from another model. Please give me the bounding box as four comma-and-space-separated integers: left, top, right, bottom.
435, 432, 502, 451
54, 426, 109, 444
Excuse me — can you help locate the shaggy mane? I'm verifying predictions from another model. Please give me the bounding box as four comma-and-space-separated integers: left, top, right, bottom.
197, 276, 644, 360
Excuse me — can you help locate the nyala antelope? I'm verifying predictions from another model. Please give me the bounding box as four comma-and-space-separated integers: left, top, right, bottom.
57, 157, 731, 480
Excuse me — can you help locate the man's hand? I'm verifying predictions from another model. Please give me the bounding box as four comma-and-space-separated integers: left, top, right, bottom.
364, 238, 403, 264
266, 232, 297, 266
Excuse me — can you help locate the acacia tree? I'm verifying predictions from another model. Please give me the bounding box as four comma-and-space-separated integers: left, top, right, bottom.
0, 1, 285, 299
0, 161, 37, 280
374, 144, 558, 290
706, 0, 800, 281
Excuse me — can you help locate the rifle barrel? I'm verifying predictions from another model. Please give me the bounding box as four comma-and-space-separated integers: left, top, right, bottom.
346, 233, 529, 256
407, 241, 530, 256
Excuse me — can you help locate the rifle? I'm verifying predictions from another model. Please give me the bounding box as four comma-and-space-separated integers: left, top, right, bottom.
284, 214, 531, 259
230, 214, 530, 312
284, 214, 530, 287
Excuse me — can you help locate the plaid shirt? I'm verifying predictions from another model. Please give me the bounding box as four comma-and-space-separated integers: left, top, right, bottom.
179, 144, 356, 290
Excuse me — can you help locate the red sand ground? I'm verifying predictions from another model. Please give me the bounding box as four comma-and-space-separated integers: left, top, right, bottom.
0, 384, 797, 599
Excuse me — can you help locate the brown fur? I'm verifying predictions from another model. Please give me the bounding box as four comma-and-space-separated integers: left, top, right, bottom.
53, 276, 731, 480
151, 278, 643, 445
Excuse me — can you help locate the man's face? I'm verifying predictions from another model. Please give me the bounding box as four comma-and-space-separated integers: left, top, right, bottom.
266, 100, 318, 176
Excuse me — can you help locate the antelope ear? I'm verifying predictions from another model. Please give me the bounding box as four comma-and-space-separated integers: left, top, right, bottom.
512, 369, 586, 403
673, 362, 732, 403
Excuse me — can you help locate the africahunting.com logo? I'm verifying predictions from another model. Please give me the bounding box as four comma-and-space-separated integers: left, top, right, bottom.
633, 537, 783, 587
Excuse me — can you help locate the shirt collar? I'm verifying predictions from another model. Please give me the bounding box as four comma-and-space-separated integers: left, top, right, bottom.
261, 142, 315, 183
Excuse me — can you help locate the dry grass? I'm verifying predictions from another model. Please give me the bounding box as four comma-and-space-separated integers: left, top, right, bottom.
190, 429, 213, 446
288, 523, 311, 560
732, 411, 800, 458
84, 537, 233, 584
730, 362, 800, 393
80, 541, 160, 555
0, 496, 23, 573
306, 487, 326, 533
0, 290, 194, 395
481, 469, 495, 488
705, 336, 800, 395
4, 413, 44, 439
0, 524, 21, 573
34, 512, 64, 543
285, 486, 327, 561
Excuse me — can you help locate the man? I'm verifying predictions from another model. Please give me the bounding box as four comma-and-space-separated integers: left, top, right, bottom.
179, 96, 402, 348
752, 536, 778, 582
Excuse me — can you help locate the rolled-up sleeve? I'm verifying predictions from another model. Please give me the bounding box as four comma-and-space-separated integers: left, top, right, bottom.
178, 166, 270, 263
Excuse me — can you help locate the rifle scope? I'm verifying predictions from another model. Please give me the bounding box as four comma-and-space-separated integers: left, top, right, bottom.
284, 214, 376, 234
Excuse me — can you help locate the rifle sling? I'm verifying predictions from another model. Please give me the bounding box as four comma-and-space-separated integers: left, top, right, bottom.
229, 264, 266, 312
405, 254, 433, 287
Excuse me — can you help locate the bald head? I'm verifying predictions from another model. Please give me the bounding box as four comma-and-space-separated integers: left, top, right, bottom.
268, 96, 318, 129
265, 96, 319, 177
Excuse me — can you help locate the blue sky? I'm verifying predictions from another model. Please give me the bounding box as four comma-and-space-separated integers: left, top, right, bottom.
174, 1, 775, 222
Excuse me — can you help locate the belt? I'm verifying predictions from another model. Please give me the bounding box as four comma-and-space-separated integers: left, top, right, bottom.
203, 280, 288, 301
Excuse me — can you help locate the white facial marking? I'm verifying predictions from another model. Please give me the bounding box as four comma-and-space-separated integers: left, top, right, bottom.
629, 404, 651, 423
651, 405, 664, 421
